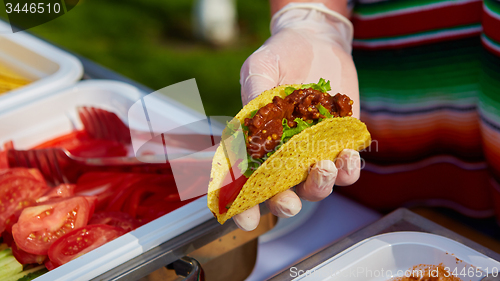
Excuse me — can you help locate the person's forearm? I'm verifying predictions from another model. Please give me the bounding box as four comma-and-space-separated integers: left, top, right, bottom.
270, 0, 350, 18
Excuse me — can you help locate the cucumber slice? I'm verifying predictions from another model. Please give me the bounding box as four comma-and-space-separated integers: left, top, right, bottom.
3, 265, 47, 281
0, 248, 13, 259
0, 256, 23, 279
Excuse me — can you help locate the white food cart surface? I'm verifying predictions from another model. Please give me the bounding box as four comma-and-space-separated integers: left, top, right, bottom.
246, 194, 382, 281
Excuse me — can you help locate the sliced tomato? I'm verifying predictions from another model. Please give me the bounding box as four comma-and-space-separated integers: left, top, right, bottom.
105, 185, 141, 213
4, 140, 14, 150
0, 168, 49, 234
12, 242, 46, 265
123, 185, 174, 218
2, 231, 14, 247
75, 172, 125, 211
104, 174, 156, 213
77, 172, 187, 223
76, 171, 126, 188
33, 130, 128, 158
137, 192, 180, 208
3, 206, 31, 234
44, 259, 59, 271
0, 168, 45, 184
0, 141, 14, 169
48, 224, 126, 266
218, 173, 248, 215
137, 200, 188, 224
26, 169, 45, 183
0, 140, 13, 169
37, 184, 76, 203
84, 196, 98, 221
0, 151, 8, 169
89, 212, 141, 232
67, 139, 128, 158
12, 196, 90, 255
138, 196, 166, 208
104, 174, 181, 218
33, 131, 88, 150
76, 172, 146, 212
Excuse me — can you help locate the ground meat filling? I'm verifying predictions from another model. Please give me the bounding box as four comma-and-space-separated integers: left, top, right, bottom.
244, 96, 294, 158
244, 88, 353, 159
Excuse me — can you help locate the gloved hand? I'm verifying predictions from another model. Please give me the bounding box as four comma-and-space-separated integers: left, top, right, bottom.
234, 3, 362, 231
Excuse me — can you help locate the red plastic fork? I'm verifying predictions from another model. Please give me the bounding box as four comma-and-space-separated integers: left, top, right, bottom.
78, 106, 131, 144
7, 148, 213, 186
77, 106, 221, 151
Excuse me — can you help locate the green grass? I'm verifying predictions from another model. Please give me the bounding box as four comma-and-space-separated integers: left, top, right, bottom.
2, 0, 271, 117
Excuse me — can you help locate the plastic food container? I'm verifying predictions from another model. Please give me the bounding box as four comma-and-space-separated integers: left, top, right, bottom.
0, 80, 215, 280
0, 20, 83, 113
292, 232, 500, 281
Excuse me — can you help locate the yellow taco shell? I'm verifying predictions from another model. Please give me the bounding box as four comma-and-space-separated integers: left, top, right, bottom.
207, 84, 371, 224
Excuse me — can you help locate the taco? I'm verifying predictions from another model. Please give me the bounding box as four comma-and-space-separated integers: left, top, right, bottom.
208, 79, 371, 224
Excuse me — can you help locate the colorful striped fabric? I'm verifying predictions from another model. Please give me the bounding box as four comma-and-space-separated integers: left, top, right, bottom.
352, 0, 483, 49
483, 0, 500, 56
339, 0, 500, 221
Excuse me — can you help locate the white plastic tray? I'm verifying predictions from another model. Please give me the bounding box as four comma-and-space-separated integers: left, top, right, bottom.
0, 20, 83, 113
293, 232, 500, 281
0, 80, 214, 280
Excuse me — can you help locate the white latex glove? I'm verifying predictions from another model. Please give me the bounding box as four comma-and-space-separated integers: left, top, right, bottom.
234, 3, 362, 231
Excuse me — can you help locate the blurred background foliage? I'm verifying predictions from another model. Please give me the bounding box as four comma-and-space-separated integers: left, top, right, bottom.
1, 0, 271, 117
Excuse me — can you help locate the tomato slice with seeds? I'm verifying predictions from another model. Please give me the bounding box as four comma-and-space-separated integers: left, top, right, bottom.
88, 211, 141, 232
3, 206, 31, 234
84, 196, 98, 222
0, 168, 45, 183
37, 184, 76, 203
48, 224, 126, 266
0, 168, 48, 234
12, 196, 90, 255
12, 242, 47, 265
44, 259, 58, 271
